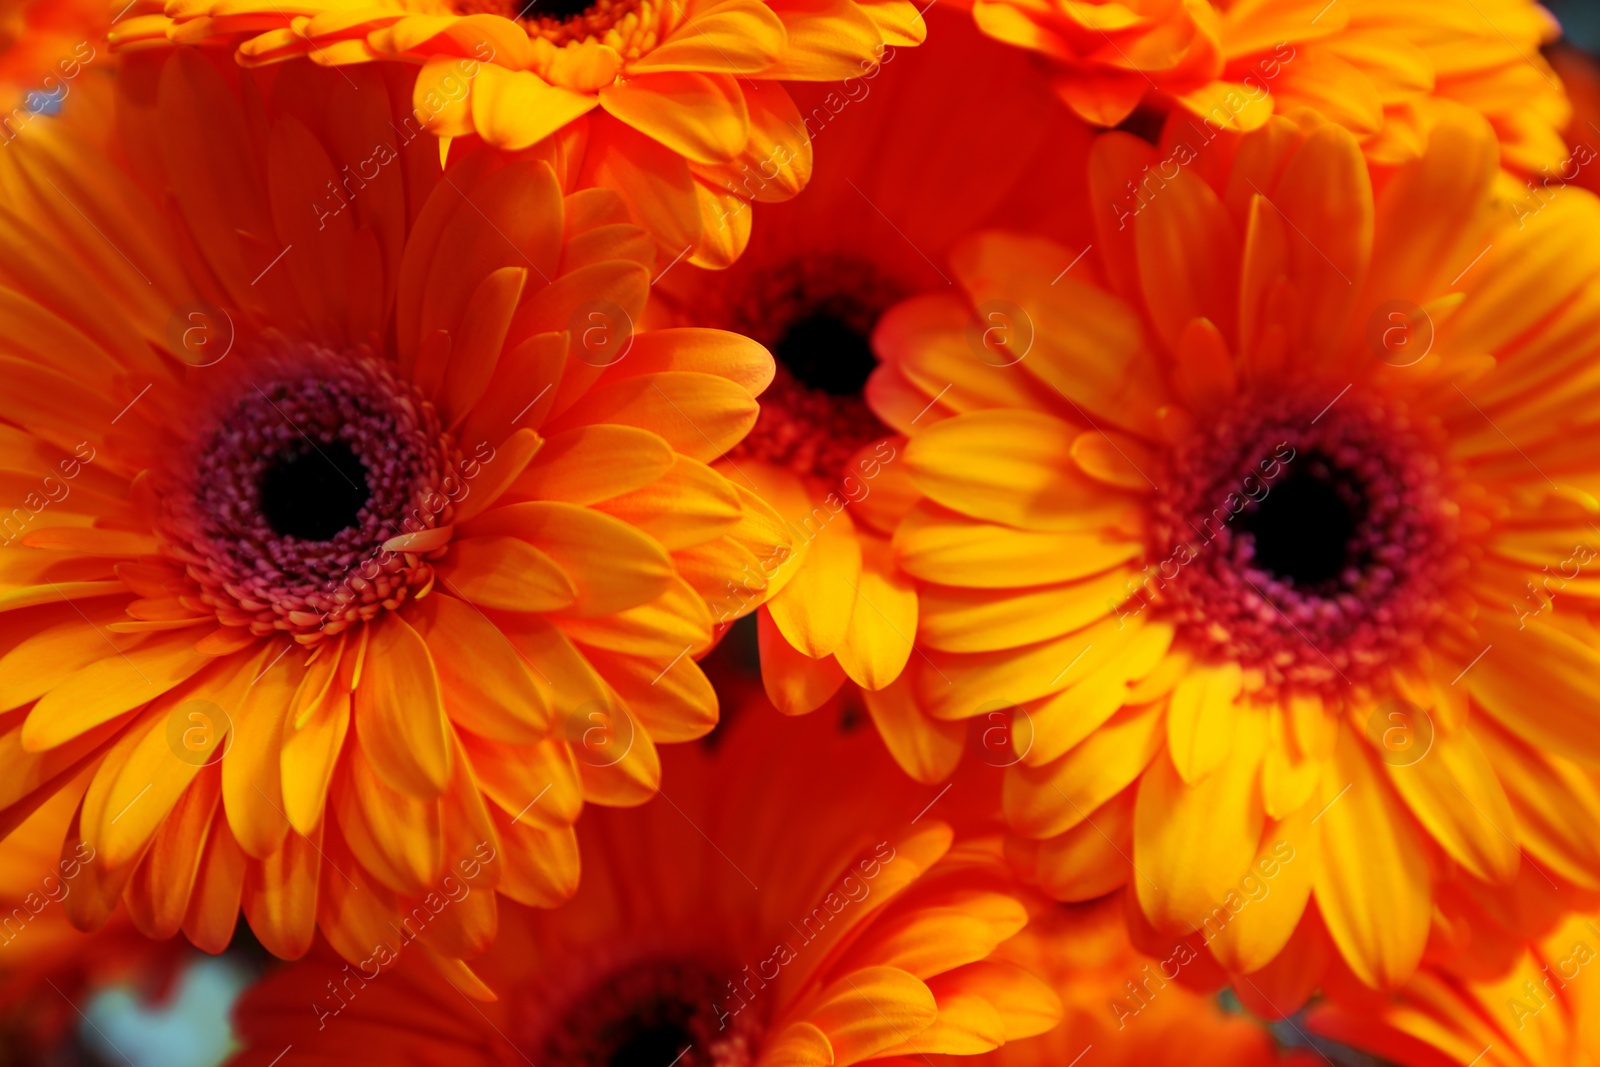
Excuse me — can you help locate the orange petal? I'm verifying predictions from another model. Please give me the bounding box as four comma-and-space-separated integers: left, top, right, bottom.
600, 71, 750, 165
351, 612, 452, 797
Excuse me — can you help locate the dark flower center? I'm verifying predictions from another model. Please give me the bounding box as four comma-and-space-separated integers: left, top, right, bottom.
718, 255, 901, 480
513, 0, 595, 20
159, 344, 455, 643
1145, 391, 1456, 692
609, 1021, 695, 1067
1237, 452, 1364, 589
258, 440, 371, 542
773, 311, 879, 397
535, 959, 761, 1067
459, 0, 637, 42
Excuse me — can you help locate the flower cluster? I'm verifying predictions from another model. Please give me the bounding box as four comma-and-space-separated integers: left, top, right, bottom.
0, 1, 1592, 1065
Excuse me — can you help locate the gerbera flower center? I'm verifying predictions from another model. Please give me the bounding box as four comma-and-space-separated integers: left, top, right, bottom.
158, 344, 458, 644
722, 255, 898, 480
536, 959, 762, 1067
455, 0, 655, 49
258, 439, 372, 542
774, 311, 879, 396
1237, 454, 1363, 589
1146, 391, 1456, 692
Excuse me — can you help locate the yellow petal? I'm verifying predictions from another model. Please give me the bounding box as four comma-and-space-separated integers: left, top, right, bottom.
762, 0, 883, 80
338, 748, 443, 893
762, 1022, 833, 1067
1005, 701, 1165, 839
629, 0, 787, 73
1269, 122, 1372, 360
931, 961, 1061, 1041
1134, 717, 1266, 934
766, 500, 862, 659
1313, 725, 1431, 990
758, 608, 848, 715
918, 568, 1133, 654
22, 628, 211, 751
861, 671, 963, 785
585, 643, 718, 743
280, 683, 350, 837
1474, 716, 1600, 890
1135, 163, 1241, 353
904, 408, 1130, 531
572, 706, 662, 807
1017, 624, 1173, 766
833, 535, 915, 690
1204, 805, 1317, 974
1384, 724, 1519, 885
1019, 786, 1136, 901
557, 575, 712, 658
464, 733, 583, 832
806, 966, 936, 1063
1166, 662, 1244, 783
222, 642, 297, 859
491, 805, 580, 906
1468, 614, 1600, 766
599, 71, 750, 165
894, 501, 1140, 589
470, 65, 598, 151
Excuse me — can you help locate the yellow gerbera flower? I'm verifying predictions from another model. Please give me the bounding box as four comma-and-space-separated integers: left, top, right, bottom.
655, 12, 1095, 779
0, 49, 785, 985
111, 0, 926, 268
950, 0, 1570, 172
869, 105, 1600, 995
222, 709, 1062, 1065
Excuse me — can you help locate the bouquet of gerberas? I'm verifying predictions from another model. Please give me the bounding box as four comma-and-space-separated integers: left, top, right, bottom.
0, 0, 1596, 1063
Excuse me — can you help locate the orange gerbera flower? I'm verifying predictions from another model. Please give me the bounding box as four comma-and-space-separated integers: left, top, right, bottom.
979, 895, 1319, 1067
954, 0, 1570, 171
223, 709, 1061, 1065
652, 11, 1094, 777
1308, 908, 1600, 1066
111, 0, 925, 269
0, 49, 785, 985
869, 105, 1600, 998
